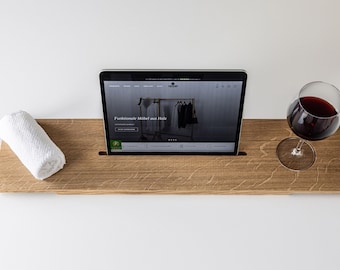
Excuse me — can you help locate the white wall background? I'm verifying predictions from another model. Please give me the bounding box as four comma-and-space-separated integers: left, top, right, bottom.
1, 0, 339, 119
1, 1, 340, 269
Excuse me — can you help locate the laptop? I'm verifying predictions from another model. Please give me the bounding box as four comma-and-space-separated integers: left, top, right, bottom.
100, 70, 247, 154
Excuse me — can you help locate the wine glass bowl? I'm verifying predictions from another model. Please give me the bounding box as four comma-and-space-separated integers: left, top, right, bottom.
277, 81, 340, 171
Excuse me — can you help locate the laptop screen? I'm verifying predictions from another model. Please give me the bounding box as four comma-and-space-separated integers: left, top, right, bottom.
100, 70, 247, 154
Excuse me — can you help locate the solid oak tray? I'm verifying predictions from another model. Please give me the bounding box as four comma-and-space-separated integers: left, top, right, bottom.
0, 119, 339, 194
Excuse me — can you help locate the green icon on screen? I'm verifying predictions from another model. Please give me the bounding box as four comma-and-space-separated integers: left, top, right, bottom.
110, 140, 122, 150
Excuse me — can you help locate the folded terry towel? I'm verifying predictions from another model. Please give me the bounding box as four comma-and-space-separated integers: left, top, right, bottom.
0, 111, 66, 180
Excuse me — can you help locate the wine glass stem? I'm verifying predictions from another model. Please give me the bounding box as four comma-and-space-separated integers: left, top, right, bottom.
293, 139, 305, 156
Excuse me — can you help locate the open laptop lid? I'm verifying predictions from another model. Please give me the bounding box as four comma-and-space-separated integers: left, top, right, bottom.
100, 70, 247, 154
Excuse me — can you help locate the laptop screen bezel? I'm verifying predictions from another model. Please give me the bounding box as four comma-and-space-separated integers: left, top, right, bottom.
100, 70, 247, 155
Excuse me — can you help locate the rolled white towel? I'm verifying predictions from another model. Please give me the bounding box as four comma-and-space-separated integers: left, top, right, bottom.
0, 111, 66, 180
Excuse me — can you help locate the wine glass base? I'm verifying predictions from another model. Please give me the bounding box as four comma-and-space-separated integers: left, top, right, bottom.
276, 137, 316, 171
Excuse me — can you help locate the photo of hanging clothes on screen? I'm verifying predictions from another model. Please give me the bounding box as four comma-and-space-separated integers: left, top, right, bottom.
137, 98, 198, 141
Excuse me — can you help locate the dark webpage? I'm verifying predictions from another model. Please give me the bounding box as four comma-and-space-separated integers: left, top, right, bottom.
104, 80, 243, 152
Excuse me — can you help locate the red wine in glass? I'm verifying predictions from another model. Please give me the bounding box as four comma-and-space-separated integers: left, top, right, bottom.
277, 81, 340, 171
288, 96, 339, 141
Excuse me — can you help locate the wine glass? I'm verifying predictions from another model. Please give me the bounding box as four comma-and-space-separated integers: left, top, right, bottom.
276, 81, 340, 171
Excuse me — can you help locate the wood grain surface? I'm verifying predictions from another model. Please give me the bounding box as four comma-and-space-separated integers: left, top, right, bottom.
0, 119, 339, 194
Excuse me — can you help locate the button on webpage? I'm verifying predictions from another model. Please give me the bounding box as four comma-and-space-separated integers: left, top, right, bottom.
115, 127, 139, 132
